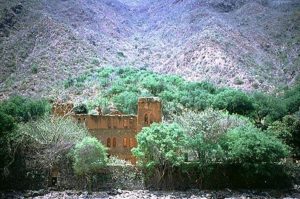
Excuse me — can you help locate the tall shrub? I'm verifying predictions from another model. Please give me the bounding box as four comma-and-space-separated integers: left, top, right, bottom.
223, 125, 290, 165
72, 137, 107, 192
132, 123, 187, 187
212, 89, 254, 115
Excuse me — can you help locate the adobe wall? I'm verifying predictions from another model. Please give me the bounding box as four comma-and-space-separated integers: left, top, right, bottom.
137, 97, 162, 132
72, 114, 138, 164
91, 129, 137, 164
51, 97, 162, 164
72, 114, 137, 131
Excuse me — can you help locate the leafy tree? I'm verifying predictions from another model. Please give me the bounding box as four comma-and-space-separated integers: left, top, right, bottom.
113, 91, 139, 114
223, 125, 290, 165
72, 137, 107, 192
107, 82, 127, 96
0, 96, 50, 176
268, 115, 300, 158
141, 74, 164, 95
17, 116, 89, 169
174, 109, 250, 163
284, 83, 300, 114
132, 123, 187, 185
251, 92, 287, 127
73, 103, 88, 114
0, 111, 15, 134
212, 89, 254, 115
0, 96, 50, 123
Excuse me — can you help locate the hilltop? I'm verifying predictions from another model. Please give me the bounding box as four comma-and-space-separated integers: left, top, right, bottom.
0, 0, 299, 100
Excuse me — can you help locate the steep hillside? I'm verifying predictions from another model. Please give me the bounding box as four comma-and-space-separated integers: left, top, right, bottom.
0, 0, 299, 100
130, 0, 300, 90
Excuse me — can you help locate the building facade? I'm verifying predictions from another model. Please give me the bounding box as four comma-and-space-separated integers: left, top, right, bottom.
52, 97, 162, 164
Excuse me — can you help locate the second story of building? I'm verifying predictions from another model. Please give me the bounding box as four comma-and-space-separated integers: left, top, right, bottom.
52, 97, 162, 133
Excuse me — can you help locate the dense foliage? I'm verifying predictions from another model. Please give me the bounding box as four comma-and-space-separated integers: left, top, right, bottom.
71, 137, 107, 192
66, 67, 299, 124
67, 67, 299, 176
174, 109, 251, 164
73, 103, 88, 114
72, 137, 107, 176
0, 111, 15, 134
132, 123, 187, 185
0, 68, 299, 189
132, 123, 187, 168
133, 109, 291, 188
0, 96, 50, 123
223, 125, 290, 164
0, 96, 50, 175
18, 116, 89, 169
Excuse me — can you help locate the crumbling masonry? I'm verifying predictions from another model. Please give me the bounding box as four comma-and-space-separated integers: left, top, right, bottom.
52, 97, 162, 164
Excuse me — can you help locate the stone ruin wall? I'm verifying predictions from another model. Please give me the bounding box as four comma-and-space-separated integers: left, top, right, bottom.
73, 114, 138, 163
51, 97, 162, 164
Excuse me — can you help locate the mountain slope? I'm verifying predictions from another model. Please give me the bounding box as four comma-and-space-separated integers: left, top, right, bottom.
0, 0, 299, 99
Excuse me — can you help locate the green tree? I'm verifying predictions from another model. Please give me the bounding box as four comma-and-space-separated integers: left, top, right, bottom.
252, 92, 287, 127
72, 137, 107, 192
113, 91, 138, 114
212, 89, 254, 115
223, 125, 290, 165
268, 115, 300, 158
284, 83, 300, 114
174, 109, 250, 163
0, 111, 15, 134
141, 74, 164, 95
0, 96, 50, 123
17, 116, 89, 169
132, 123, 187, 186
73, 103, 88, 114
0, 96, 50, 176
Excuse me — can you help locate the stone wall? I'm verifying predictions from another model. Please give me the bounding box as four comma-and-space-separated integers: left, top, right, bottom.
137, 97, 162, 132
51, 97, 163, 164
51, 158, 144, 191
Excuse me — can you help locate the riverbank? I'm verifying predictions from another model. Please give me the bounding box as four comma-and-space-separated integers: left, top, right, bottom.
1, 189, 300, 199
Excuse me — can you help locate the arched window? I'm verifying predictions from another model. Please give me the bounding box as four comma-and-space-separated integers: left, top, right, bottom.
129, 138, 135, 148
107, 138, 111, 147
112, 137, 117, 147
150, 113, 154, 124
123, 138, 127, 147
144, 114, 149, 124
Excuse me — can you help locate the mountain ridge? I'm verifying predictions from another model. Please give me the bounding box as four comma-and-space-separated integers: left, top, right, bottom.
0, 0, 299, 100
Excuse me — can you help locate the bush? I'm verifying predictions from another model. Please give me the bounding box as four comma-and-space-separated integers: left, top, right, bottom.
72, 137, 107, 176
212, 89, 254, 115
223, 125, 290, 165
16, 116, 89, 169
174, 109, 251, 163
284, 83, 300, 114
132, 123, 187, 188
0, 96, 50, 176
73, 104, 88, 114
113, 91, 138, 114
0, 96, 50, 123
268, 115, 300, 158
252, 92, 287, 127
133, 123, 187, 168
72, 137, 107, 192
0, 111, 15, 134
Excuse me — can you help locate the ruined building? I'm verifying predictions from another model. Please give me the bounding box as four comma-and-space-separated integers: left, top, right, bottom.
52, 97, 162, 164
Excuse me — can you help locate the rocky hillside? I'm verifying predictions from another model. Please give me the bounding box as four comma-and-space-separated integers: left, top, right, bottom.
0, 0, 299, 99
